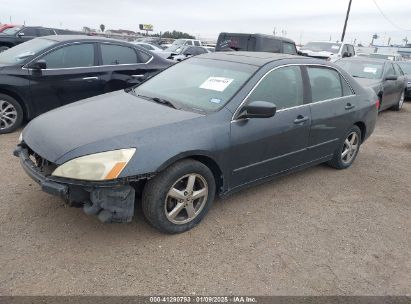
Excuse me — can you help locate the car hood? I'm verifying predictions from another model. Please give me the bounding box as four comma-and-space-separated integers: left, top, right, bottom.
23, 90, 203, 164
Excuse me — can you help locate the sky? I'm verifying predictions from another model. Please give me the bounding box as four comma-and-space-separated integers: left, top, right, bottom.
1, 0, 411, 45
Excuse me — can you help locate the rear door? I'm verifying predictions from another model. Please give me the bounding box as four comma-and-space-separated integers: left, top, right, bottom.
393, 63, 406, 100
229, 65, 311, 188
97, 43, 155, 92
382, 62, 398, 108
305, 65, 357, 160
28, 42, 102, 116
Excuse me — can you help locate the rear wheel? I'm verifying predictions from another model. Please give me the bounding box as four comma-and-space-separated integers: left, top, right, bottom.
392, 91, 405, 111
142, 159, 215, 234
328, 125, 361, 169
0, 94, 23, 134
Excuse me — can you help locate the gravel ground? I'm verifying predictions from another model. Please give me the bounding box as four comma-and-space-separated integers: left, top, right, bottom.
0, 103, 410, 296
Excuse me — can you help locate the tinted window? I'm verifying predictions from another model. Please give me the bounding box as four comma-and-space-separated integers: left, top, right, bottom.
101, 44, 138, 65
248, 66, 304, 109
37, 28, 55, 36
216, 35, 255, 51
42, 43, 94, 68
348, 45, 355, 56
393, 63, 403, 76
183, 47, 195, 55
260, 38, 281, 53
283, 42, 297, 54
140, 44, 154, 51
185, 41, 193, 46
193, 41, 201, 46
137, 50, 151, 63
307, 67, 343, 102
196, 47, 207, 55
341, 75, 353, 96
385, 63, 395, 76
20, 28, 37, 36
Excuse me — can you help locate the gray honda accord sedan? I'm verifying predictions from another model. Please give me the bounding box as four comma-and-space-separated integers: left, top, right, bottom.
14, 52, 378, 234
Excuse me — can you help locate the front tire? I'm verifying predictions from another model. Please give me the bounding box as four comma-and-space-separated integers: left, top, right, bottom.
327, 125, 361, 170
0, 94, 24, 134
392, 91, 405, 111
142, 159, 216, 234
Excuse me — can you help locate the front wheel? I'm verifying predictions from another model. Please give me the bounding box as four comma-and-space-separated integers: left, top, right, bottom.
327, 125, 361, 169
142, 159, 215, 234
392, 91, 405, 111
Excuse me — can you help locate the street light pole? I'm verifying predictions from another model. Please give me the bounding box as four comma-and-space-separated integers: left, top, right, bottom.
341, 0, 353, 42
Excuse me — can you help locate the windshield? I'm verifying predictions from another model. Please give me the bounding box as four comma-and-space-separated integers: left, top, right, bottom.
0, 38, 57, 64
397, 62, 411, 74
301, 42, 341, 54
0, 27, 22, 35
368, 53, 396, 61
132, 58, 258, 112
336, 60, 384, 79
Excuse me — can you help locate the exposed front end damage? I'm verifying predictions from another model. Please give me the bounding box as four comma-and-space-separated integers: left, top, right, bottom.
13, 143, 152, 223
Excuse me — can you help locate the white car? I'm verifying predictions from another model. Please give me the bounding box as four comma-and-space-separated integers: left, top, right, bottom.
171, 46, 209, 62
133, 42, 171, 59
299, 41, 355, 62
165, 39, 202, 54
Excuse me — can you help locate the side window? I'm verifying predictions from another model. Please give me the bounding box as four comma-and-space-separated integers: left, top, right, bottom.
247, 66, 304, 110
196, 47, 208, 55
341, 45, 349, 56
19, 27, 37, 37
140, 44, 154, 51
307, 67, 343, 102
41, 43, 95, 69
261, 39, 281, 53
283, 42, 297, 55
393, 63, 403, 76
38, 28, 55, 36
185, 41, 193, 46
193, 41, 201, 46
136, 50, 152, 63
183, 47, 194, 55
101, 44, 138, 65
348, 45, 355, 56
340, 75, 354, 96
385, 63, 395, 76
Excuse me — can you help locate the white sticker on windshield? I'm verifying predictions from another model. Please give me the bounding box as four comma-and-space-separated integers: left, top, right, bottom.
210, 98, 222, 104
388, 56, 394, 61
331, 45, 340, 50
364, 67, 377, 73
200, 77, 233, 92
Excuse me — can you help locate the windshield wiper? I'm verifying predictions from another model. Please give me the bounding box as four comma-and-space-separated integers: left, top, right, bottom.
136, 94, 178, 109
352, 75, 366, 78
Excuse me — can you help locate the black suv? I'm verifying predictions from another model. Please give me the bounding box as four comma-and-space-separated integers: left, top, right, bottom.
0, 26, 83, 52
215, 33, 298, 55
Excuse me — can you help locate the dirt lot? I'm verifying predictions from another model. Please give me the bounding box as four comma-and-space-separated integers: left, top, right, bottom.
0, 104, 410, 296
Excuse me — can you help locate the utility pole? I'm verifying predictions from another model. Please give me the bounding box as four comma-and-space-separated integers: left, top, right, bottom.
341, 0, 352, 42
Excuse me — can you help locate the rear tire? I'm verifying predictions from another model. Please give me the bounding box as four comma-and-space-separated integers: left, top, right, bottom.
327, 125, 361, 170
392, 91, 405, 111
0, 94, 24, 134
142, 159, 215, 234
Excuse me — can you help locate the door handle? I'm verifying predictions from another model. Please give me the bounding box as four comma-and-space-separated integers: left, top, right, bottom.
82, 76, 99, 81
294, 115, 309, 124
132, 74, 145, 78
345, 103, 355, 110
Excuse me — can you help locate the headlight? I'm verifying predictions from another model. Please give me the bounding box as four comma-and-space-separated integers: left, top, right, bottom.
52, 148, 136, 181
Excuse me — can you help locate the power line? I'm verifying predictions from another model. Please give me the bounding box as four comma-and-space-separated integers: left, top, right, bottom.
371, 0, 411, 31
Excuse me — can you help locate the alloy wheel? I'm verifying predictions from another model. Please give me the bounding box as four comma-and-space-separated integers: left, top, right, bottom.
0, 100, 18, 130
165, 173, 208, 225
341, 132, 359, 165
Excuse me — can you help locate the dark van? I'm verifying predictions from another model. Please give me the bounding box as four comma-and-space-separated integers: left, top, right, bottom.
215, 33, 297, 55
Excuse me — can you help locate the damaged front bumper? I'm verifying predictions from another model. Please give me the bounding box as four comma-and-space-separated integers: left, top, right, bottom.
13, 144, 147, 223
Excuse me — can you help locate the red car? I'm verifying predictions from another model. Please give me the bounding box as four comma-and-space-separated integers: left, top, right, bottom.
0, 24, 19, 33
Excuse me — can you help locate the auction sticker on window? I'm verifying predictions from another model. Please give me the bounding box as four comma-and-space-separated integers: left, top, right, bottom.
364, 67, 377, 73
200, 77, 233, 92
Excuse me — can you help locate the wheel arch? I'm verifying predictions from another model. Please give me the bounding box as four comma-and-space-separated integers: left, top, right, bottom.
354, 121, 366, 143
157, 152, 225, 195
0, 88, 30, 120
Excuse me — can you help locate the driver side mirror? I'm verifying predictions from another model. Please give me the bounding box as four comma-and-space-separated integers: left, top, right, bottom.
28, 59, 47, 70
384, 75, 398, 81
237, 101, 276, 119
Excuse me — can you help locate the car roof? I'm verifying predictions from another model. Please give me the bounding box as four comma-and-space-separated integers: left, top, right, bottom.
197, 51, 308, 66
40, 35, 130, 44
218, 32, 295, 44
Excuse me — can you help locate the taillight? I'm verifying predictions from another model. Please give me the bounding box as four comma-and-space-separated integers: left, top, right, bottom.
375, 99, 380, 109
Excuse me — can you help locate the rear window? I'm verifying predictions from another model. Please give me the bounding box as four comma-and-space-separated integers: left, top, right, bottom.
216, 35, 256, 51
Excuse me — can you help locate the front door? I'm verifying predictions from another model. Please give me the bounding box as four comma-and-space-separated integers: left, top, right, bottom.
229, 65, 311, 189
28, 42, 103, 117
